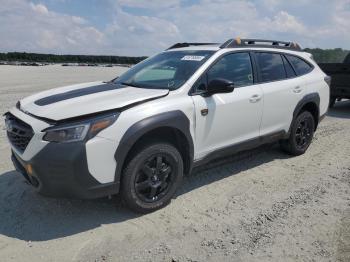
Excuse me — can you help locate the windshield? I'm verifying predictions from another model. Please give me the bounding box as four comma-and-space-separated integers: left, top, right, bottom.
114, 50, 215, 90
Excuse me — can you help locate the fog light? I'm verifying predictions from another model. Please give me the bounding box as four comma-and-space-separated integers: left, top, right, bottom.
26, 164, 33, 175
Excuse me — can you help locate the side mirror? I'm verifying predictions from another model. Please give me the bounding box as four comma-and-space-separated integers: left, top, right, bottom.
206, 78, 235, 96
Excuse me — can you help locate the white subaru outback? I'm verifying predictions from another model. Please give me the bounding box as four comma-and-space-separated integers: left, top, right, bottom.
4, 38, 330, 212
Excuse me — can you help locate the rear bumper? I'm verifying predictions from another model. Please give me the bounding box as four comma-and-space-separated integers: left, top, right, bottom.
11, 141, 119, 199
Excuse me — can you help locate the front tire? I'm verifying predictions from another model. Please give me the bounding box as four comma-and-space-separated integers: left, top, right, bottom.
121, 142, 183, 213
280, 111, 315, 156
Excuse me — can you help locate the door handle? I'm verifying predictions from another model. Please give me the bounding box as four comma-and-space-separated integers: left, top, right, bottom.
293, 86, 302, 93
249, 94, 261, 103
201, 108, 209, 116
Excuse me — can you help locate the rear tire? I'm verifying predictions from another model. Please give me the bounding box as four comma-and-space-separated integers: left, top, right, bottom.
280, 111, 315, 156
121, 142, 183, 213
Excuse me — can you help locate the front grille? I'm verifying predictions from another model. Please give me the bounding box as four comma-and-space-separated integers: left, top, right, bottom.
5, 113, 34, 153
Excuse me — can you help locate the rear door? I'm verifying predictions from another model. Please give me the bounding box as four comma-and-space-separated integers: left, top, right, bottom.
255, 52, 305, 135
191, 52, 263, 159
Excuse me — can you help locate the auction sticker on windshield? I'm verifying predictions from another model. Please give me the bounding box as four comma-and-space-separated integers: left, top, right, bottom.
181, 55, 206, 61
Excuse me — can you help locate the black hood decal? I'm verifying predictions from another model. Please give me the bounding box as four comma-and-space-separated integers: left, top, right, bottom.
35, 82, 124, 106
25, 92, 169, 124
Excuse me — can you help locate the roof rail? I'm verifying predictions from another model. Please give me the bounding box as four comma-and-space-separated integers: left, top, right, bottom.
166, 42, 219, 50
220, 38, 302, 51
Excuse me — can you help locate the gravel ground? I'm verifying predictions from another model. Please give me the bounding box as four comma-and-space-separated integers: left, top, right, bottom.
0, 65, 349, 262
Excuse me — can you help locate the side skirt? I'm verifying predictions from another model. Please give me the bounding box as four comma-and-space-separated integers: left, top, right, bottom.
192, 131, 287, 168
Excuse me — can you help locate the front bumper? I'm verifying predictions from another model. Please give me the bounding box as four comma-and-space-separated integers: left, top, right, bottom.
11, 141, 119, 199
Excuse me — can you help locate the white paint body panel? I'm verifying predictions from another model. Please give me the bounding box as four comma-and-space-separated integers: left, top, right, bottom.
192, 85, 263, 159
258, 76, 306, 135
20, 81, 169, 121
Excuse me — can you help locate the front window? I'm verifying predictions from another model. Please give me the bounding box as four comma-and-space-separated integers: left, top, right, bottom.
114, 50, 215, 90
207, 52, 254, 87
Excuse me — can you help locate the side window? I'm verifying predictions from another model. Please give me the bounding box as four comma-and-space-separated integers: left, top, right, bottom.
256, 52, 286, 82
207, 52, 254, 87
282, 55, 296, 78
194, 74, 207, 92
285, 55, 313, 76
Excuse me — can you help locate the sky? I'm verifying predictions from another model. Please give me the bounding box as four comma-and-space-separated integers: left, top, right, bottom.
0, 0, 349, 56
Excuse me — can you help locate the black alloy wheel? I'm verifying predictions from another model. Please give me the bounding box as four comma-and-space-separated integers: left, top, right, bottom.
135, 154, 174, 203
121, 142, 183, 213
294, 115, 314, 150
280, 111, 315, 156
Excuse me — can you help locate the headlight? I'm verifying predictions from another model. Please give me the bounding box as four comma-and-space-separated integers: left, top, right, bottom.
43, 124, 90, 143
43, 113, 118, 143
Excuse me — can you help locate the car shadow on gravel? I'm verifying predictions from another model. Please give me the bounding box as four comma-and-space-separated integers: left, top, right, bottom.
327, 100, 350, 119
0, 144, 289, 242
0, 170, 137, 242
178, 144, 289, 197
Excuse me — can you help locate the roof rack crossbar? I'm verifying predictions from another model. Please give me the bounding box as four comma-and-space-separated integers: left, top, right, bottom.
220, 38, 302, 51
166, 42, 219, 50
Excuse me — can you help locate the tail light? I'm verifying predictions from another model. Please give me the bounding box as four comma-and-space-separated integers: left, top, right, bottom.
324, 75, 331, 87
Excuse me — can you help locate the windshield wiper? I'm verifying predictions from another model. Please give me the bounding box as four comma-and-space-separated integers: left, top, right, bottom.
120, 82, 141, 88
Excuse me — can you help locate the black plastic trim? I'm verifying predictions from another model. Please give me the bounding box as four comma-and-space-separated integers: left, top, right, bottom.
193, 131, 286, 167
167, 42, 219, 50
289, 93, 320, 133
293, 93, 320, 119
113, 110, 194, 186
220, 38, 302, 51
11, 142, 119, 199
319, 113, 326, 123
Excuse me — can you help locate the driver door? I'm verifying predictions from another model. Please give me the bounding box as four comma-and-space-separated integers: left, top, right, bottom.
191, 52, 263, 159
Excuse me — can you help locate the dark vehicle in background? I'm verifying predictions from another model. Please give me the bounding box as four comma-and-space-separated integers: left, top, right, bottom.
319, 53, 350, 107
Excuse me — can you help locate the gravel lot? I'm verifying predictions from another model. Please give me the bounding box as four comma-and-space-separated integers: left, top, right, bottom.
0, 65, 349, 262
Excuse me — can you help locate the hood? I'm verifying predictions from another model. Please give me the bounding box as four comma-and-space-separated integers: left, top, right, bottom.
19, 81, 169, 121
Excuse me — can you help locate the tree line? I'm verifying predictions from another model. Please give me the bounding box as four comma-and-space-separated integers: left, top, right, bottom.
0, 52, 147, 65
304, 48, 349, 63
0, 48, 349, 64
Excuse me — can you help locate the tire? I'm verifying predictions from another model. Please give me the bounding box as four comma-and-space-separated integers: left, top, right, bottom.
329, 97, 336, 108
121, 142, 183, 213
280, 111, 315, 156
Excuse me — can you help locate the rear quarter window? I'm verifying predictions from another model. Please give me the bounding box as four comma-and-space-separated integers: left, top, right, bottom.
282, 55, 296, 78
285, 55, 313, 76
256, 52, 286, 82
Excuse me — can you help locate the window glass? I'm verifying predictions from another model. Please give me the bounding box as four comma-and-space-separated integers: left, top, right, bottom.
207, 52, 253, 87
285, 55, 312, 76
114, 50, 214, 90
194, 74, 207, 93
256, 52, 286, 82
282, 55, 296, 78
134, 68, 175, 82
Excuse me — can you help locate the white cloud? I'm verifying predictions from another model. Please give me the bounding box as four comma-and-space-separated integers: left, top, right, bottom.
0, 0, 349, 55
117, 0, 180, 9
271, 11, 306, 34
0, 0, 104, 54
30, 3, 49, 14
103, 8, 181, 55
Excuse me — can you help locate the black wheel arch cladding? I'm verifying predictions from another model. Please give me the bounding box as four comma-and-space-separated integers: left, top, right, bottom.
114, 110, 194, 186
292, 93, 320, 131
